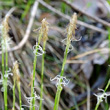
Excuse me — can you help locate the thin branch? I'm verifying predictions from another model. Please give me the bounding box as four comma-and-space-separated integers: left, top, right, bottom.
10, 1, 39, 51
38, 0, 108, 35
61, 0, 110, 27
5, 7, 16, 18
66, 60, 87, 64
69, 48, 109, 60
0, 0, 108, 55
0, 0, 39, 54
100, 0, 110, 13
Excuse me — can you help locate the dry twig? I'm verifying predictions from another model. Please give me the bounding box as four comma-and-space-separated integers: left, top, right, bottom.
61, 0, 110, 27
0, 0, 39, 54
38, 0, 108, 35
10, 1, 39, 51
69, 48, 109, 60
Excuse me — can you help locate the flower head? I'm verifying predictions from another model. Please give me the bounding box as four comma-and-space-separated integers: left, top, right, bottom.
67, 13, 77, 41
41, 18, 49, 42
12, 61, 20, 82
0, 15, 11, 52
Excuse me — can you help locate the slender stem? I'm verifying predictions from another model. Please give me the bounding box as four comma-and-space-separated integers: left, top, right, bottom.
30, 32, 42, 110
4, 43, 8, 110
2, 49, 5, 76
13, 79, 16, 110
1, 38, 5, 109
60, 40, 70, 76
39, 41, 46, 110
54, 88, 62, 110
95, 79, 110, 110
17, 82, 22, 110
54, 39, 70, 110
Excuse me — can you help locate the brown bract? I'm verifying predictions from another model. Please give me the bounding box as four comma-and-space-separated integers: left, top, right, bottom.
67, 13, 77, 41
41, 18, 49, 42
12, 61, 20, 82
2, 16, 10, 39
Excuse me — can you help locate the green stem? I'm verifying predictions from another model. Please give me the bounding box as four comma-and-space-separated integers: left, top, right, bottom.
54, 88, 62, 110
17, 82, 22, 110
54, 39, 70, 110
1, 39, 5, 109
13, 79, 16, 110
95, 79, 110, 110
21, 0, 34, 21
30, 32, 42, 110
39, 41, 46, 110
4, 44, 8, 110
61, 40, 70, 76
2, 49, 5, 76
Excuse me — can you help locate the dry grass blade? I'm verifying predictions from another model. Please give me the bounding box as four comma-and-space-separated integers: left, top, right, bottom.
61, 0, 110, 27
38, 0, 108, 35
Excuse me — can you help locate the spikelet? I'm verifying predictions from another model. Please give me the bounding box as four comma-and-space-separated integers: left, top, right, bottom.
12, 61, 20, 82
33, 18, 48, 56
0, 15, 11, 52
2, 16, 10, 35
1, 15, 10, 42
41, 18, 49, 42
67, 13, 77, 41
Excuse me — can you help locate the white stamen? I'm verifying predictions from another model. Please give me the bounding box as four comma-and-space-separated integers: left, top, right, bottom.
4, 68, 13, 78
0, 70, 13, 92
94, 88, 110, 104
23, 89, 43, 109
61, 38, 73, 53
0, 37, 12, 51
71, 36, 82, 41
33, 42, 45, 56
50, 75, 70, 90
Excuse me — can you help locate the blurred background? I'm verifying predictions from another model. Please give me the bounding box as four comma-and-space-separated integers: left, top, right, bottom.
0, 0, 110, 110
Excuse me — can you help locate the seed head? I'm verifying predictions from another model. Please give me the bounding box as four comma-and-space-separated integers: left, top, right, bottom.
41, 18, 49, 42
12, 61, 20, 82
2, 16, 10, 34
67, 13, 77, 41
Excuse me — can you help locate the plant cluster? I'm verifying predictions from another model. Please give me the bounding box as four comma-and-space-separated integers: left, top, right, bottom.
0, 11, 110, 110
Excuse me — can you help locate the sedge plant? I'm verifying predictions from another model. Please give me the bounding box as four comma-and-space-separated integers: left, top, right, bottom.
1, 15, 10, 110
39, 19, 49, 110
12, 61, 22, 110
30, 18, 47, 110
53, 13, 77, 110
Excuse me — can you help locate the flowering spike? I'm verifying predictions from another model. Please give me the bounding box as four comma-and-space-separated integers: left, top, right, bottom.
61, 13, 82, 53
41, 18, 49, 42
12, 61, 20, 82
67, 13, 77, 41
